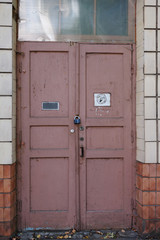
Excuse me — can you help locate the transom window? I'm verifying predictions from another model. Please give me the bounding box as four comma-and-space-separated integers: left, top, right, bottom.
18, 0, 135, 42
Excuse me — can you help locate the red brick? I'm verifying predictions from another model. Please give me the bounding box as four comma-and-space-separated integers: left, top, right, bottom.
142, 178, 149, 191
4, 208, 11, 221
4, 193, 11, 207
143, 192, 149, 205
136, 162, 143, 175
0, 222, 4, 236
157, 178, 160, 191
149, 178, 156, 191
3, 165, 11, 179
136, 188, 143, 204
157, 165, 160, 177
136, 175, 142, 189
0, 208, 3, 221
137, 202, 142, 218
142, 164, 150, 177
149, 164, 156, 177
3, 179, 11, 193
11, 163, 16, 178
142, 178, 156, 191
0, 194, 4, 207
156, 206, 160, 219
0, 165, 3, 179
3, 221, 12, 236
156, 221, 160, 233
149, 192, 156, 205
157, 192, 160, 205
0, 179, 3, 192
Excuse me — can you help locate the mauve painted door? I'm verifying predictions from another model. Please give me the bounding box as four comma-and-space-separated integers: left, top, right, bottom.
17, 42, 77, 230
18, 42, 135, 230
79, 44, 134, 229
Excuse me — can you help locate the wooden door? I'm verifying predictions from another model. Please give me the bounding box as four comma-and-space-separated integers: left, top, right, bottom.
79, 44, 135, 229
17, 42, 77, 230
17, 42, 135, 230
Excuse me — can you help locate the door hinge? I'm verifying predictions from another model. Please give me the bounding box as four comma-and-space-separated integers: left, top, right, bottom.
16, 51, 25, 57
19, 130, 22, 148
131, 130, 134, 143
17, 200, 22, 212
18, 62, 22, 73
131, 64, 134, 75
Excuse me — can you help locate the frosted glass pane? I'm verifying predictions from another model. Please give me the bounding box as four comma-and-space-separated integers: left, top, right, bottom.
96, 0, 128, 36
18, 0, 135, 42
61, 0, 94, 35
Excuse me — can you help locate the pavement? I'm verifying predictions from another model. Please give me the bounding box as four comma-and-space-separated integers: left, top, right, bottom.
11, 229, 160, 240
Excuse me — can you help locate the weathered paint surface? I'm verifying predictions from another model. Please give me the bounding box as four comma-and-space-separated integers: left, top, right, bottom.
79, 44, 134, 229
17, 42, 135, 230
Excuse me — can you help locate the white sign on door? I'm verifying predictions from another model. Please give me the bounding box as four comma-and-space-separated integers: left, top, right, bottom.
94, 93, 111, 107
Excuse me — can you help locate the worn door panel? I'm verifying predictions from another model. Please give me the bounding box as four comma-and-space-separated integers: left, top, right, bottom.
79, 44, 133, 229
17, 42, 77, 230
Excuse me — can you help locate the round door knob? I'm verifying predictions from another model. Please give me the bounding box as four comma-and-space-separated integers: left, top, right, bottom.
70, 129, 75, 133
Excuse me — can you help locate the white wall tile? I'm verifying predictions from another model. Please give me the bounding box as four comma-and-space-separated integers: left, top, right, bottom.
158, 8, 160, 28
145, 142, 157, 163
145, 98, 156, 119
144, 53, 156, 74
0, 4, 12, 26
0, 97, 12, 118
0, 27, 12, 48
0, 120, 12, 141
0, 50, 12, 72
0, 74, 12, 95
158, 31, 160, 51
158, 53, 160, 74
0, 143, 12, 164
145, 75, 156, 96
145, 0, 156, 5
144, 30, 156, 51
158, 143, 160, 163
145, 120, 156, 141
144, 7, 156, 28
136, 149, 145, 163
158, 98, 160, 118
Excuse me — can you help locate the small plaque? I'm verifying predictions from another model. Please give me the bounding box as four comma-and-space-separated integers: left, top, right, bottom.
94, 93, 111, 107
42, 102, 59, 110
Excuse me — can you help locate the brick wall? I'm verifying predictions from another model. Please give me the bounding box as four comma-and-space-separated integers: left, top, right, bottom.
136, 162, 160, 233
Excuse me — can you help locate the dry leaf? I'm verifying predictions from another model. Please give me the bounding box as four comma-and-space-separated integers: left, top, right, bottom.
64, 235, 69, 239
121, 229, 125, 233
72, 229, 76, 234
57, 236, 63, 239
96, 231, 103, 235
37, 235, 41, 239
65, 232, 70, 235
68, 236, 72, 238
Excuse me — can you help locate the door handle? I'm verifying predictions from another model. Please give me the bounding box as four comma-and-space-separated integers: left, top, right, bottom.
80, 146, 84, 157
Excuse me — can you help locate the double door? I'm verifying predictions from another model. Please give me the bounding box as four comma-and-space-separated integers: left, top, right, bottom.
17, 42, 135, 230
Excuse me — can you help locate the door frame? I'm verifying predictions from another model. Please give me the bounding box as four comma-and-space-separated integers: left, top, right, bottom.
16, 42, 136, 230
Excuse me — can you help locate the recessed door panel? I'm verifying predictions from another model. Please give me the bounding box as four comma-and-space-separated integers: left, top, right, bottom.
30, 51, 69, 118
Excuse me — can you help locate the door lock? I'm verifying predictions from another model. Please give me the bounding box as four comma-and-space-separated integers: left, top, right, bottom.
80, 146, 84, 157
74, 115, 81, 124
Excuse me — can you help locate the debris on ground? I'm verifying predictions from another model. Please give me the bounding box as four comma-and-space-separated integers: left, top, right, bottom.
11, 228, 160, 240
